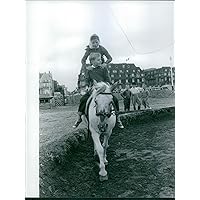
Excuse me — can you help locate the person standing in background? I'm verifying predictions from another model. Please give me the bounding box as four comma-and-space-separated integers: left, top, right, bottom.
121, 84, 131, 111
141, 84, 151, 109
130, 83, 141, 110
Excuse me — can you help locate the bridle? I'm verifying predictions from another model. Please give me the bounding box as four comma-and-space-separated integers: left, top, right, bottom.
94, 92, 115, 133
94, 92, 115, 118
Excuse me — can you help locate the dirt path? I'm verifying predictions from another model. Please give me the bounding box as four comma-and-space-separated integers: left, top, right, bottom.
40, 117, 175, 198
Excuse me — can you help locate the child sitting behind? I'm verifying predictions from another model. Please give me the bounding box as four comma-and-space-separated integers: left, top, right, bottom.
81, 34, 112, 69
78, 34, 112, 90
73, 52, 124, 129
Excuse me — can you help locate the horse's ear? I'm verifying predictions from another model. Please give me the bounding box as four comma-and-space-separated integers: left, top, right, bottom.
111, 81, 119, 92
93, 80, 97, 86
95, 84, 106, 96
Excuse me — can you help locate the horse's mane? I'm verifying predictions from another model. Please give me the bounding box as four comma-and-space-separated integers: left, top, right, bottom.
92, 82, 110, 97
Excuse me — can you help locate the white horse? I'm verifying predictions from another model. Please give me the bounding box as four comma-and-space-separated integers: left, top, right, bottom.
86, 81, 117, 181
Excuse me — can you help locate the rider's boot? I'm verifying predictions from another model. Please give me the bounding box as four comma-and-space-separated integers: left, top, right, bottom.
116, 112, 124, 129
73, 112, 83, 128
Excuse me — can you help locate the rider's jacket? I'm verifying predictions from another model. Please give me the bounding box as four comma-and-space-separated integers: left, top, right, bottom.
85, 65, 112, 87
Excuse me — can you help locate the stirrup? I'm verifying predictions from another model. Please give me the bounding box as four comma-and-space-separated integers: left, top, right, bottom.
72, 119, 82, 128
117, 120, 124, 129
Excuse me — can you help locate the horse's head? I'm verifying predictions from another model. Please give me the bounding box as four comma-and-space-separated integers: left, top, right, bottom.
92, 81, 116, 132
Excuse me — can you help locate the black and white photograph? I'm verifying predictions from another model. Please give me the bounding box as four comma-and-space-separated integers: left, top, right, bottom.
27, 0, 175, 198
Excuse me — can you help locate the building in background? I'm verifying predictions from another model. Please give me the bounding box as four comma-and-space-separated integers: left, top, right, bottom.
78, 63, 145, 90
39, 71, 70, 108
108, 63, 145, 89
144, 66, 175, 87
39, 71, 54, 104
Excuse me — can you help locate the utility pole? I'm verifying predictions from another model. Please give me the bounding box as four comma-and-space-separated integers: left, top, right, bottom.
170, 56, 174, 87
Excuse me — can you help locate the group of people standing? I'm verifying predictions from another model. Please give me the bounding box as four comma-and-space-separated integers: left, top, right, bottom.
121, 83, 151, 111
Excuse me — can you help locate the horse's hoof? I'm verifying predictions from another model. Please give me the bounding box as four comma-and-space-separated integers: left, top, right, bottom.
99, 175, 108, 182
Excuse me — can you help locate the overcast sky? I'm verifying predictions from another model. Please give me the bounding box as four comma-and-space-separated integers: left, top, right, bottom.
27, 1, 174, 91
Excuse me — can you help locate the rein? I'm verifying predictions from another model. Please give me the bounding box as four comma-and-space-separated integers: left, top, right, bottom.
98, 92, 112, 95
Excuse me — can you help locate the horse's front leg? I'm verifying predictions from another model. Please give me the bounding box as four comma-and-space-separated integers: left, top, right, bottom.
102, 131, 112, 165
90, 127, 108, 181
93, 142, 97, 156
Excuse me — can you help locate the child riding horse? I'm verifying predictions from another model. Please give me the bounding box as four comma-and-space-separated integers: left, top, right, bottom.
73, 52, 124, 129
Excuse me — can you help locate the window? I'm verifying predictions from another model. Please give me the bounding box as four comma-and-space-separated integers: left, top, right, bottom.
132, 74, 134, 77
126, 74, 128, 77
109, 65, 111, 68
111, 75, 114, 78
133, 70, 135, 73
120, 70, 123, 73
126, 70, 129, 73
113, 70, 117, 73
137, 79, 140, 83
119, 80, 122, 83
112, 80, 114, 84
164, 73, 167, 76
119, 74, 121, 77
132, 79, 135, 82
126, 79, 128, 83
